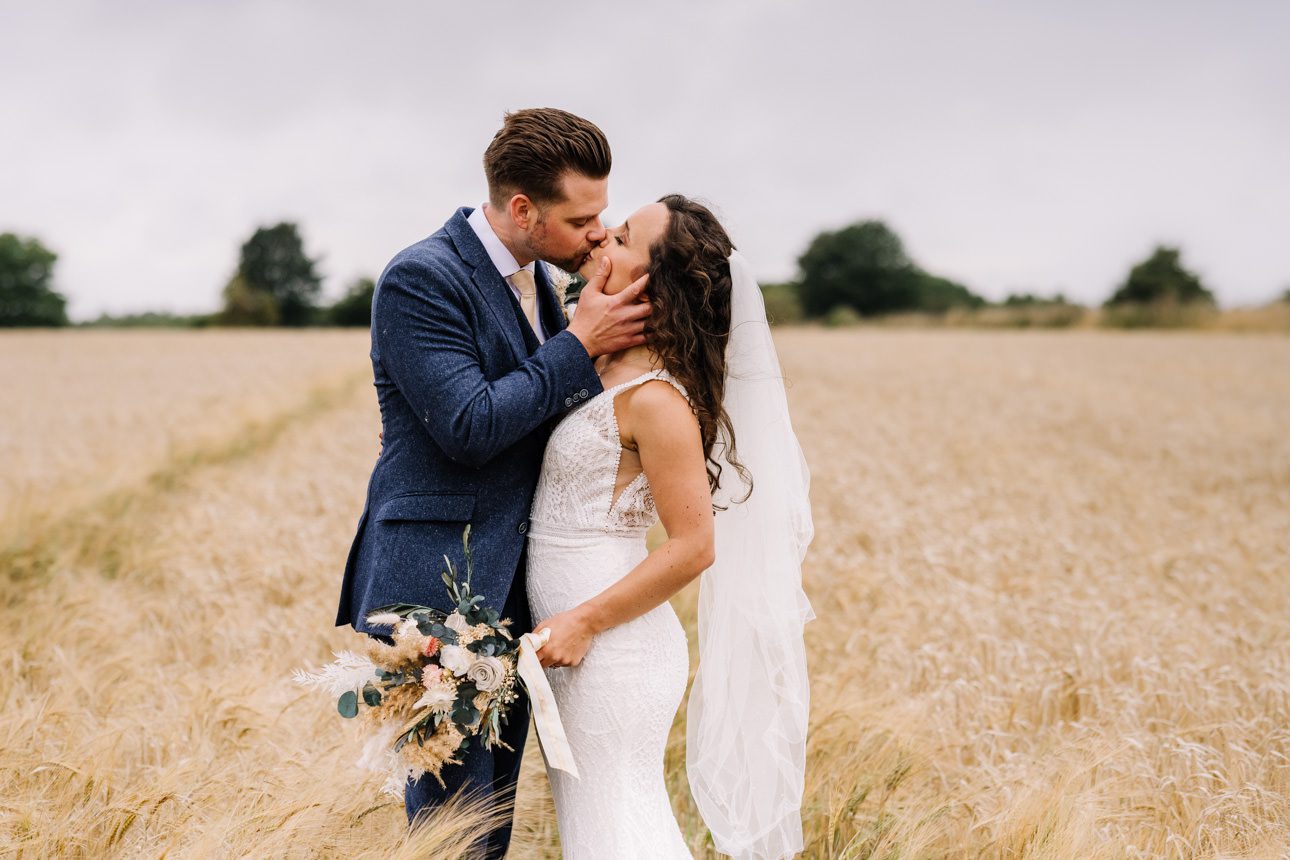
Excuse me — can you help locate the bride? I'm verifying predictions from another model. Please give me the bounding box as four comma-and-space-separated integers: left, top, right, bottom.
526, 194, 817, 859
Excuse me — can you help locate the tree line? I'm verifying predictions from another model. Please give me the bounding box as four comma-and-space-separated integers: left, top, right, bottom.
2, 220, 1287, 328
0, 223, 372, 328
759, 220, 1245, 328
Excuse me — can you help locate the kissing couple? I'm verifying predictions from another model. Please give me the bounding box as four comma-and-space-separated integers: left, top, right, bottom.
334, 108, 816, 859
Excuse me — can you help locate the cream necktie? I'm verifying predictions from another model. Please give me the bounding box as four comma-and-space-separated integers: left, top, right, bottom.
511, 268, 540, 337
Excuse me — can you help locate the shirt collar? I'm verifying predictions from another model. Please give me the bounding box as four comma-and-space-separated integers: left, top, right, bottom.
467, 203, 535, 281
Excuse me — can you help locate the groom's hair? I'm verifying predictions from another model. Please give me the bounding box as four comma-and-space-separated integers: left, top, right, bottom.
484, 108, 611, 209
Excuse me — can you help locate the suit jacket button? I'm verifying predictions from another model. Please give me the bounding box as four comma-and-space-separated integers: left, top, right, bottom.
564, 397, 573, 407
580, 388, 589, 397
518, 521, 529, 535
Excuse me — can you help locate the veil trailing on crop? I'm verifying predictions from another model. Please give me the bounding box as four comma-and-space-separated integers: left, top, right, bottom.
686, 250, 816, 859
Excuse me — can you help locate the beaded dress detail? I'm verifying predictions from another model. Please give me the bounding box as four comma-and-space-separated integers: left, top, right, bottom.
526, 368, 694, 858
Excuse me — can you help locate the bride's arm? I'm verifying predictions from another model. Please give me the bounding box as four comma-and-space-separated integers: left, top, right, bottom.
533, 380, 714, 668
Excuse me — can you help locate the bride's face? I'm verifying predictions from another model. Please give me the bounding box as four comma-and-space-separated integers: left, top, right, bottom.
579, 202, 669, 295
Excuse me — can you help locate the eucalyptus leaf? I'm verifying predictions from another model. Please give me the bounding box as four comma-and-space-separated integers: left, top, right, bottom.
428, 622, 457, 644
338, 690, 359, 719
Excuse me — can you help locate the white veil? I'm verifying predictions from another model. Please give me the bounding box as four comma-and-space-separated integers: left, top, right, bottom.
686, 250, 816, 859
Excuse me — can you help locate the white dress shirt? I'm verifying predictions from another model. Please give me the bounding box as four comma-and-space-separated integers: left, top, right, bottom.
467, 203, 548, 344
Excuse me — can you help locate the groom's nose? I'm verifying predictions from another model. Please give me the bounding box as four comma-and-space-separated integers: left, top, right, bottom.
586, 218, 607, 244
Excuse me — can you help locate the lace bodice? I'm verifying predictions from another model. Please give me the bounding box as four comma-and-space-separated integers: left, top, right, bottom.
530, 368, 689, 535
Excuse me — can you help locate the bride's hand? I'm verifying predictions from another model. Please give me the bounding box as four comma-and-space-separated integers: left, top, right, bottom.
532, 608, 597, 668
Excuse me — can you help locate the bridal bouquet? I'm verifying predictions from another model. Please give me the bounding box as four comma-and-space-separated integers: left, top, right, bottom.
295, 526, 527, 795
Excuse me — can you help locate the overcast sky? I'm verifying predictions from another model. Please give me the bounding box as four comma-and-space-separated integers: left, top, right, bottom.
3, 0, 1287, 318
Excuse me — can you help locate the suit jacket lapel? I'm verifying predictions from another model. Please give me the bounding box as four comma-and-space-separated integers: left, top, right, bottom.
473, 265, 529, 363
445, 208, 527, 365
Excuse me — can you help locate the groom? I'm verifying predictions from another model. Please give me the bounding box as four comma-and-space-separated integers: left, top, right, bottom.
335, 108, 648, 856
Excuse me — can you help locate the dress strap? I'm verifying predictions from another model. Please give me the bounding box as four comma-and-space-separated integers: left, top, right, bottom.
610, 368, 689, 402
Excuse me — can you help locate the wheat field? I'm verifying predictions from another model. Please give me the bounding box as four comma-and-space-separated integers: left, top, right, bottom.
2, 328, 1287, 859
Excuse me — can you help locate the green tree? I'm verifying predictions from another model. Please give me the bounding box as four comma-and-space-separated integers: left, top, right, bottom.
0, 233, 68, 327
797, 221, 918, 317
760, 281, 805, 325
1105, 246, 1214, 306
230, 222, 322, 326
914, 274, 986, 312
1002, 292, 1074, 307
327, 277, 375, 326
796, 220, 984, 316
81, 311, 208, 328
219, 273, 280, 326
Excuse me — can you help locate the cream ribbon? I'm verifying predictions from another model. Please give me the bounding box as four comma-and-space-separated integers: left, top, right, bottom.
517, 629, 580, 779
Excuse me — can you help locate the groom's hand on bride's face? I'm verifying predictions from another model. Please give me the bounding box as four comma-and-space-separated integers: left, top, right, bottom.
566, 257, 651, 358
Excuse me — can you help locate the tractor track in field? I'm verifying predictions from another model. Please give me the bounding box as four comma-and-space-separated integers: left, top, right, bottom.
1, 370, 370, 593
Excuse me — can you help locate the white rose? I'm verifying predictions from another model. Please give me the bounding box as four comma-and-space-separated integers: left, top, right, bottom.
444, 612, 471, 635
439, 645, 473, 675
465, 655, 506, 692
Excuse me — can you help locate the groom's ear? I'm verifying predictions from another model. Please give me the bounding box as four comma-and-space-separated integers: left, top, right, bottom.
508, 194, 536, 231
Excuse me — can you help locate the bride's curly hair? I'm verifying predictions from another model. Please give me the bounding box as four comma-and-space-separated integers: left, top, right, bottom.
645, 194, 751, 505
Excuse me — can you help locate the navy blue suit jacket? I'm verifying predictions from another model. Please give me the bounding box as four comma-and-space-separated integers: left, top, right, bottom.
336, 207, 603, 634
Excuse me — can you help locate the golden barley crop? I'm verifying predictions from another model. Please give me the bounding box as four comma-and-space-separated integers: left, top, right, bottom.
2, 328, 1287, 858
0, 330, 369, 526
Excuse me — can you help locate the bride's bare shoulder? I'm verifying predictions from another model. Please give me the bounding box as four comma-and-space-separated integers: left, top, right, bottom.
617, 378, 698, 449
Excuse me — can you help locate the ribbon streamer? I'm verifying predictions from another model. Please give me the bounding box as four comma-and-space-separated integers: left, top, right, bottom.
517, 631, 580, 779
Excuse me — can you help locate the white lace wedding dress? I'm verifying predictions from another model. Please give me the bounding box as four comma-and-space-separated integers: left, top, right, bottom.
526, 367, 694, 859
